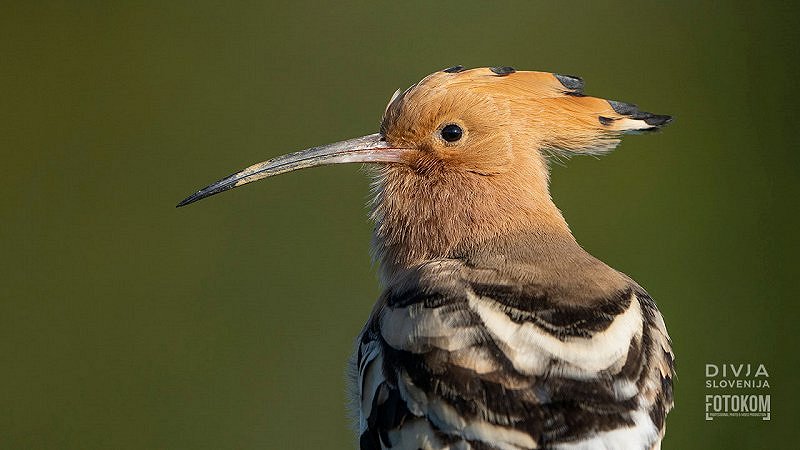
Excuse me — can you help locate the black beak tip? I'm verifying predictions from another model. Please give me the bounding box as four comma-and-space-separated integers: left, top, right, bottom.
176, 182, 232, 208
176, 193, 202, 208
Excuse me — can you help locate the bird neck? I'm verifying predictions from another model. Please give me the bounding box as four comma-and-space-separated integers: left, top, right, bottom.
370, 164, 580, 283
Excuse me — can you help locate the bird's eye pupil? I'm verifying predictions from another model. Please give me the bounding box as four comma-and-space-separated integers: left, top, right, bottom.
440, 124, 463, 142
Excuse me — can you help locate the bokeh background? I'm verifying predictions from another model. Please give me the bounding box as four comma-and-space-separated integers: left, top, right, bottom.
2, 1, 798, 448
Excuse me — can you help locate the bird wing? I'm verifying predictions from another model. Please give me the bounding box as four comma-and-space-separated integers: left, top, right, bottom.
353, 259, 674, 450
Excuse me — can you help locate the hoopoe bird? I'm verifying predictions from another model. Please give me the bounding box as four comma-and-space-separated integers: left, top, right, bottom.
178, 66, 675, 450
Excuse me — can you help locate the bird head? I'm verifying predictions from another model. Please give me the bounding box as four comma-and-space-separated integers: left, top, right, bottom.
380, 66, 670, 176
178, 66, 670, 206
178, 66, 671, 273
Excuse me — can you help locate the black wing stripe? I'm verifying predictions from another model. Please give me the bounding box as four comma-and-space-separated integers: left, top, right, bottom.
470, 282, 633, 339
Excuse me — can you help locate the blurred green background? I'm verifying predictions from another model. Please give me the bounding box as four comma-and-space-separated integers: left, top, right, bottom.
2, 1, 798, 448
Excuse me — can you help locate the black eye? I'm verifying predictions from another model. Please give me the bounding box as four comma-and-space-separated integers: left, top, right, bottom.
440, 124, 463, 142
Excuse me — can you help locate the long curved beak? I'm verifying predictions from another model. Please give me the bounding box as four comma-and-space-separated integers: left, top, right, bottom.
177, 133, 407, 207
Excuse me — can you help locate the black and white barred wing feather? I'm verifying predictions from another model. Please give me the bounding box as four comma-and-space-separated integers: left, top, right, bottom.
354, 260, 673, 450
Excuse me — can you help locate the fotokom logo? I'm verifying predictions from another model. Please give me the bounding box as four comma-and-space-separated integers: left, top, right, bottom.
705, 363, 770, 421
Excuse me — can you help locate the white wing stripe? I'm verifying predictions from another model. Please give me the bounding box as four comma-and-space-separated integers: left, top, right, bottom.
467, 291, 643, 376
